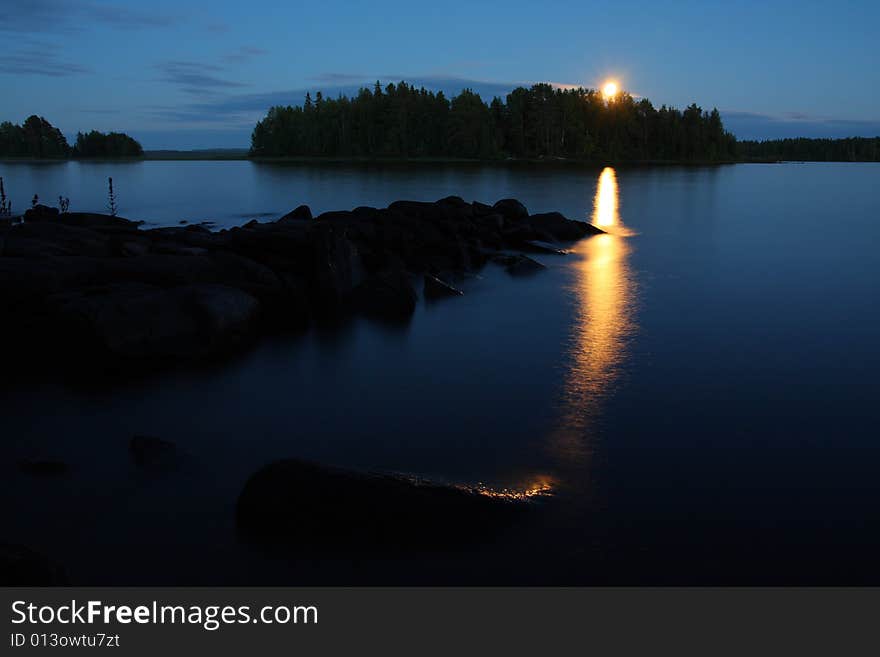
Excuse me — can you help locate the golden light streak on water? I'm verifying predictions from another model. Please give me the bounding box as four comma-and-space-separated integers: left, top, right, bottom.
593, 167, 619, 227
550, 167, 636, 463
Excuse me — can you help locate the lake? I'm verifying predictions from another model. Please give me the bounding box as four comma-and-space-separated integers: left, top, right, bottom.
2, 160, 879, 584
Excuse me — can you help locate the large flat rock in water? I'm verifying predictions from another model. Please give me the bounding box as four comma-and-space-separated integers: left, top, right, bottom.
236, 459, 526, 551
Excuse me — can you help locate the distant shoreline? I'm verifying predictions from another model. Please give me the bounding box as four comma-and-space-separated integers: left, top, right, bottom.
2, 154, 770, 165
4, 154, 878, 164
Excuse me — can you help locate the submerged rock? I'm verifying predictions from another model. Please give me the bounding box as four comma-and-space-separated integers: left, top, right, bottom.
0, 543, 66, 585
236, 459, 524, 550
353, 268, 417, 320
130, 435, 177, 469
498, 254, 547, 276
18, 459, 69, 476
52, 282, 261, 361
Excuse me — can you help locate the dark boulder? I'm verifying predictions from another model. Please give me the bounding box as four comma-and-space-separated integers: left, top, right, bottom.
23, 204, 60, 222
353, 268, 417, 320
474, 212, 504, 231
529, 211, 604, 241
308, 222, 361, 314
19, 459, 69, 476
278, 205, 312, 223
424, 274, 463, 299
130, 435, 177, 469
523, 240, 568, 255
236, 459, 524, 551
51, 282, 261, 361
493, 198, 529, 221
497, 254, 547, 276
437, 195, 468, 207
1, 222, 114, 258
315, 210, 358, 224
57, 212, 142, 230
0, 544, 66, 585
472, 200, 495, 216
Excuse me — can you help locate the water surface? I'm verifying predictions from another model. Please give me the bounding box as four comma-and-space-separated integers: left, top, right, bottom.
1, 161, 878, 584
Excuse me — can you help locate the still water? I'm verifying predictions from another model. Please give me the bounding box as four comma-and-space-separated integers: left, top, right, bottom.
1, 161, 879, 583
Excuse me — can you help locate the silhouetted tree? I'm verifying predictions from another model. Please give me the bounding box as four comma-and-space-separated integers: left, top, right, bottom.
72, 130, 143, 158
249, 82, 739, 161
738, 137, 880, 161
0, 116, 68, 158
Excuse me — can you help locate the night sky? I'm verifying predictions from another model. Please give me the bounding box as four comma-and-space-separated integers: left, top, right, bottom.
2, 0, 878, 148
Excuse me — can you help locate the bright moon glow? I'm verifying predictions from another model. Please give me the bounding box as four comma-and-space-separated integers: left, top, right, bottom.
602, 81, 619, 99
593, 167, 619, 227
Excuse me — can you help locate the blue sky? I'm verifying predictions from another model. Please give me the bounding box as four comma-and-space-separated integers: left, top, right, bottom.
1, 0, 878, 148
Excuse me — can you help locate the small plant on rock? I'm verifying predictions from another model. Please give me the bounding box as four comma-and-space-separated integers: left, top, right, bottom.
58, 195, 70, 213
0, 177, 11, 217
32, 193, 39, 209
107, 177, 117, 217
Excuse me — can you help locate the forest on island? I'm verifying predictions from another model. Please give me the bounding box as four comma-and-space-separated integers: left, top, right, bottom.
250, 82, 738, 161
0, 116, 143, 159
738, 137, 880, 162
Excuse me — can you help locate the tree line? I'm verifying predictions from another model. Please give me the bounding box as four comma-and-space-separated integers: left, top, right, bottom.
0, 116, 143, 159
738, 137, 880, 162
250, 82, 738, 161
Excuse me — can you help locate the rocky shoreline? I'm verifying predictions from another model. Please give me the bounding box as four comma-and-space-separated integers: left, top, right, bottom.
1, 196, 602, 583
0, 197, 602, 372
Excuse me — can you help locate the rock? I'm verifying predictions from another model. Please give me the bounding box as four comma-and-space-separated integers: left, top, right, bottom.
499, 254, 547, 276
308, 222, 360, 314
474, 212, 504, 231
424, 274, 463, 299
278, 205, 312, 223
353, 268, 416, 320
59, 212, 142, 230
2, 196, 592, 374
388, 199, 461, 224
528, 211, 604, 241
315, 210, 357, 224
118, 239, 151, 257
472, 200, 495, 216
437, 195, 468, 207
52, 283, 261, 361
19, 459, 69, 476
0, 544, 66, 585
3, 221, 113, 257
523, 240, 568, 255
235, 459, 523, 550
130, 435, 176, 468
23, 204, 60, 222
493, 198, 529, 221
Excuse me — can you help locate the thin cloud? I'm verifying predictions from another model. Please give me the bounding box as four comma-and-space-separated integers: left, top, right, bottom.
309, 73, 371, 84
145, 76, 536, 128
722, 110, 880, 140
223, 47, 269, 63
0, 43, 91, 77
0, 0, 179, 34
155, 61, 249, 95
